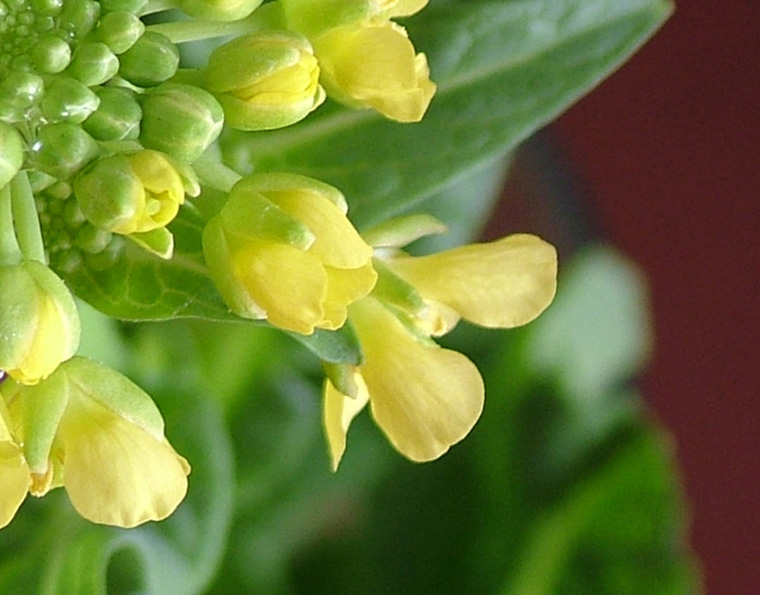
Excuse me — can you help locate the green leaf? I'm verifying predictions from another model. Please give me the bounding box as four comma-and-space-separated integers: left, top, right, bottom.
222, 0, 672, 226
61, 206, 363, 364
0, 368, 234, 595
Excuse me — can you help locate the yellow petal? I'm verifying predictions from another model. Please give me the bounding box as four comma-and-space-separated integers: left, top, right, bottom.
233, 241, 328, 334
323, 372, 370, 471
268, 189, 372, 269
58, 395, 190, 528
351, 298, 484, 462
0, 455, 29, 529
388, 234, 558, 329
321, 261, 378, 329
315, 22, 436, 122
0, 405, 29, 530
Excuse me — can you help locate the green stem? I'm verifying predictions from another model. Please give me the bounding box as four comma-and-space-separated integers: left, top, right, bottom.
0, 183, 22, 266
146, 2, 284, 43
141, 0, 179, 15
10, 171, 46, 264
193, 153, 242, 193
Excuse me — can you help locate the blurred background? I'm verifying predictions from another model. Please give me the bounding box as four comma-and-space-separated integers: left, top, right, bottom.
550, 1, 759, 592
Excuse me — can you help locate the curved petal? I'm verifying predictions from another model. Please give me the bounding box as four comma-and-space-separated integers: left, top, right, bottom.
58, 395, 190, 528
315, 22, 435, 122
0, 405, 29, 530
268, 189, 372, 269
233, 241, 328, 334
351, 298, 484, 462
388, 234, 558, 329
321, 261, 378, 329
323, 372, 370, 471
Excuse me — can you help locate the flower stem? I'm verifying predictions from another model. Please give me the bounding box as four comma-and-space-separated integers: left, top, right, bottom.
146, 2, 283, 43
193, 153, 242, 193
0, 183, 22, 266
141, 0, 179, 15
10, 171, 46, 264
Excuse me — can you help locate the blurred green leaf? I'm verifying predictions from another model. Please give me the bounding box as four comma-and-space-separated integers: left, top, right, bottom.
0, 356, 234, 595
223, 0, 672, 226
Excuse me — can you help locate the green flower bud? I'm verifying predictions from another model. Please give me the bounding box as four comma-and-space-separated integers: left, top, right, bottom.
139, 83, 223, 162
100, 0, 148, 13
66, 42, 119, 86
31, 0, 65, 17
30, 35, 72, 74
178, 0, 263, 21
118, 32, 179, 87
73, 150, 185, 235
95, 10, 144, 54
204, 31, 324, 131
82, 86, 141, 141
0, 260, 80, 385
40, 77, 100, 124
0, 71, 45, 110
29, 123, 98, 180
59, 0, 100, 39
0, 123, 25, 189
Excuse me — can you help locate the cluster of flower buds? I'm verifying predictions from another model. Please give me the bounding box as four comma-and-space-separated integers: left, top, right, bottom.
1, 0, 557, 531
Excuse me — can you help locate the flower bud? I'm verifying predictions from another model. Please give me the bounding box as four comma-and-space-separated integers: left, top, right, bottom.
204, 31, 325, 131
2, 356, 190, 528
29, 123, 99, 180
0, 123, 25, 189
119, 31, 179, 87
66, 42, 119, 86
59, 0, 100, 39
40, 77, 100, 124
29, 35, 72, 74
139, 83, 224, 162
83, 86, 142, 141
178, 0, 263, 21
203, 173, 377, 334
95, 10, 145, 54
313, 20, 435, 122
0, 71, 44, 113
0, 261, 80, 385
73, 150, 185, 235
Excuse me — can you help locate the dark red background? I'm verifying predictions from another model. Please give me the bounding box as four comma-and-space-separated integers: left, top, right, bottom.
554, 2, 759, 592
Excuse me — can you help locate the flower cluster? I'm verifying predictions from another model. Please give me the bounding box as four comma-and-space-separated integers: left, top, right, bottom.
1, 0, 557, 531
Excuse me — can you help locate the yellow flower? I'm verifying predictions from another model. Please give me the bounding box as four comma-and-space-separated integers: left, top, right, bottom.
313, 20, 435, 122
324, 296, 484, 468
73, 150, 185, 236
0, 261, 80, 385
203, 173, 377, 335
204, 31, 325, 131
280, 0, 435, 122
323, 232, 557, 468
1, 357, 190, 529
0, 399, 29, 530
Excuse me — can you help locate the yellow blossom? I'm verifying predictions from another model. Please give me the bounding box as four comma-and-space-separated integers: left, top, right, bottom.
0, 399, 29, 529
280, 0, 435, 122
313, 20, 435, 122
203, 173, 377, 335
0, 261, 80, 385
73, 150, 185, 236
323, 232, 557, 468
1, 357, 190, 529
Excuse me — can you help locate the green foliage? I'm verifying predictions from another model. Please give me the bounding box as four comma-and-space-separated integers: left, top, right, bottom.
61, 0, 671, 367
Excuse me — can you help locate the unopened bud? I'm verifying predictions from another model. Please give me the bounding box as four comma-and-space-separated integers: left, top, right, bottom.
30, 35, 72, 74
30, 123, 99, 180
95, 10, 145, 54
40, 78, 100, 124
66, 42, 119, 86
204, 31, 324, 131
82, 86, 142, 141
118, 31, 179, 87
139, 83, 224, 162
